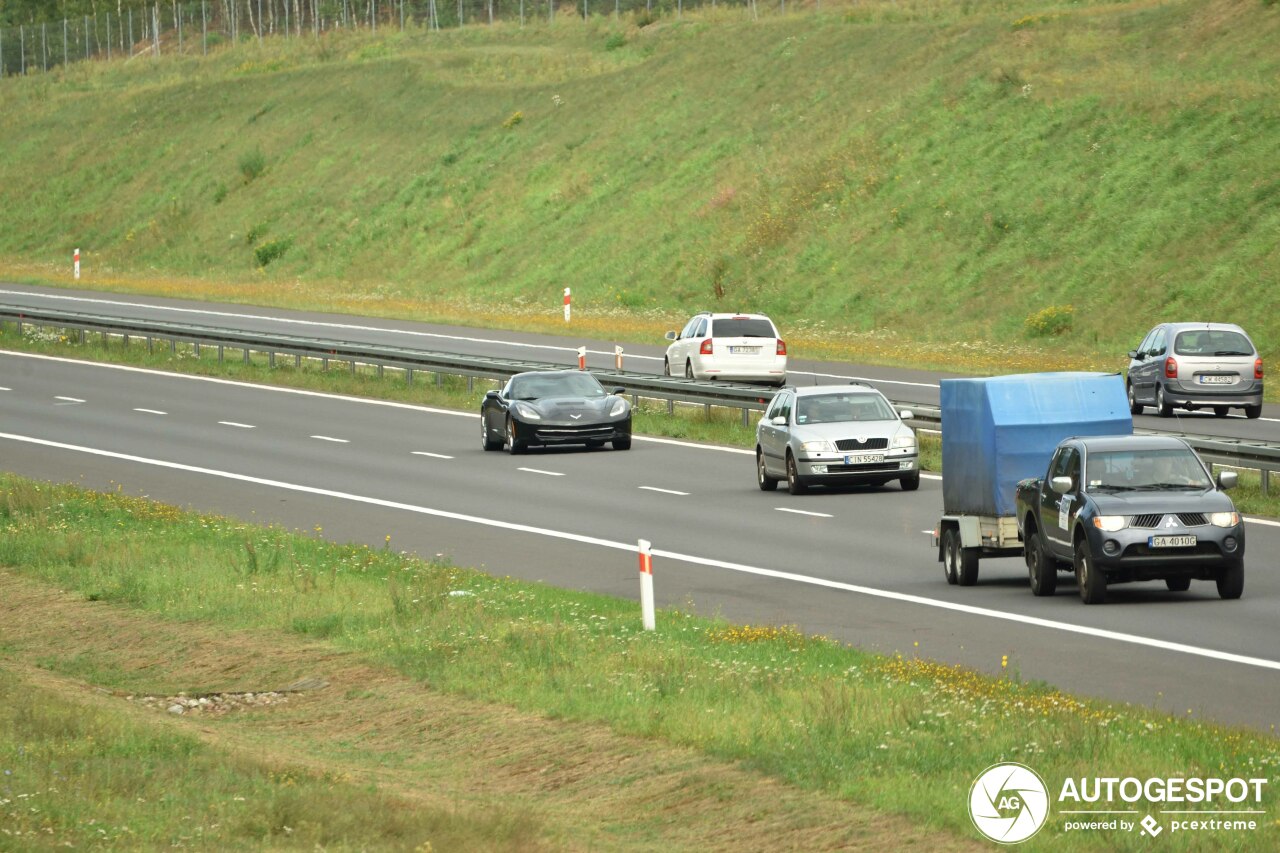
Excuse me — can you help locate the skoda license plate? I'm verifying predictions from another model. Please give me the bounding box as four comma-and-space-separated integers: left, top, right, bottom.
845, 453, 884, 465
1150, 535, 1196, 548
729, 346, 760, 354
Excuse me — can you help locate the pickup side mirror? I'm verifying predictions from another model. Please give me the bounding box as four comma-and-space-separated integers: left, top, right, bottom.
1050, 475, 1074, 494
1217, 470, 1238, 490
664, 331, 678, 341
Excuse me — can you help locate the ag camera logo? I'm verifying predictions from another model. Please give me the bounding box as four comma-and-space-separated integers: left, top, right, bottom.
969, 762, 1050, 844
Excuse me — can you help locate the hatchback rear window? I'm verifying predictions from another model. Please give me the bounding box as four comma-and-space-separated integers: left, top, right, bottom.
711, 318, 776, 338
1174, 330, 1253, 357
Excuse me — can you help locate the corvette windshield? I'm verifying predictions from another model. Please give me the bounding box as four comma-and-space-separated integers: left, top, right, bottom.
509, 373, 606, 400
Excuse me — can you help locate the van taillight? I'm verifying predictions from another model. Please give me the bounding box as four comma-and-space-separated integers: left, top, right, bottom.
1164, 357, 1178, 379
1257, 358, 1264, 380
700, 339, 714, 355
777, 340, 787, 356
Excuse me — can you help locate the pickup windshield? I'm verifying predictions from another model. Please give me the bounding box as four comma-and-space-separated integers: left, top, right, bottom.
1084, 449, 1212, 492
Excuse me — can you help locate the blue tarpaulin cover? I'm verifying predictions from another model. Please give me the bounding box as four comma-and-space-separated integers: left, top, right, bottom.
940, 372, 1132, 517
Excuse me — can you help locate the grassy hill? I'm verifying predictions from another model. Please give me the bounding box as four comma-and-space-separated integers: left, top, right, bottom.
1, 0, 1277, 374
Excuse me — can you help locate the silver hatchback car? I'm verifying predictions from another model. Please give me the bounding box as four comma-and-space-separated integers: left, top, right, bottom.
1126, 323, 1264, 419
756, 384, 919, 494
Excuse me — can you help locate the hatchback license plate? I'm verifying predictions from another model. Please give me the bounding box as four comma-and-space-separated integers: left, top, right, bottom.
1150, 535, 1196, 548
1198, 375, 1234, 385
845, 453, 885, 465
729, 346, 761, 354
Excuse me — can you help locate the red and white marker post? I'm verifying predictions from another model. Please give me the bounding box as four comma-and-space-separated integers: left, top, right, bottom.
563, 287, 571, 322
614, 346, 624, 370
577, 346, 587, 370
638, 539, 655, 631
73, 248, 80, 280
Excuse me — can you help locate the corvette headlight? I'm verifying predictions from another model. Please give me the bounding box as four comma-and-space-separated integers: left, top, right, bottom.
1092, 516, 1126, 532
800, 440, 834, 453
892, 431, 917, 449
1210, 511, 1240, 528
608, 398, 629, 417
513, 402, 541, 420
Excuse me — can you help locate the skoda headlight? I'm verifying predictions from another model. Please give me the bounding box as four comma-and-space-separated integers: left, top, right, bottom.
800, 439, 834, 453
1092, 515, 1126, 532
892, 430, 917, 450
513, 402, 541, 420
1209, 511, 1240, 528
608, 397, 629, 417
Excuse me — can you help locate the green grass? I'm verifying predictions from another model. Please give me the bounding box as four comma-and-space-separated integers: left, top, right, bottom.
7, 318, 1280, 519
0, 0, 1276, 382
1, 474, 1277, 850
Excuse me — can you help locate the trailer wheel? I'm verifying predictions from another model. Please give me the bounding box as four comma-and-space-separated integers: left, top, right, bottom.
1026, 529, 1057, 596
944, 529, 979, 586
941, 529, 959, 585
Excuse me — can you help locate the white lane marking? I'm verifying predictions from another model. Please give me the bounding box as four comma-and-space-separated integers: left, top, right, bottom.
311, 435, 349, 444
218, 421, 256, 429
0, 351, 1259, 518
518, 467, 564, 477
776, 507, 833, 518
1247, 516, 1280, 528
412, 451, 454, 460
54, 396, 86, 403
3, 430, 1278, 673
133, 408, 167, 415
639, 486, 689, 496
0, 386, 11, 391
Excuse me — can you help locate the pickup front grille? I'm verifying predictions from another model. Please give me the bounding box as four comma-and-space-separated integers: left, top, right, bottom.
1131, 514, 1163, 528
1177, 513, 1208, 526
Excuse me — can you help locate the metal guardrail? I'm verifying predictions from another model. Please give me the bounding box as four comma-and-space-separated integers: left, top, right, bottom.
4, 304, 1275, 493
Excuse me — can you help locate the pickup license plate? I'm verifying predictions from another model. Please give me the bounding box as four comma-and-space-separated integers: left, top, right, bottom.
1198, 375, 1234, 385
1150, 535, 1196, 548
729, 346, 761, 355
845, 453, 884, 465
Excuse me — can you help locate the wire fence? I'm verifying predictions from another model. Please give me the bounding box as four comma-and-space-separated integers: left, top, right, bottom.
0, 0, 787, 77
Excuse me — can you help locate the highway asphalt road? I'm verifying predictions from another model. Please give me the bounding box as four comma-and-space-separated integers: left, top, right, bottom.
3, 351, 1278, 732
2, 283, 1277, 441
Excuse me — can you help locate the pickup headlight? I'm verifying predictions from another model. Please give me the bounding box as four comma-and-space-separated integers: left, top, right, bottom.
800, 439, 834, 452
513, 402, 541, 420
1092, 515, 1126, 532
1209, 511, 1240, 528
892, 431, 917, 450
608, 397, 629, 418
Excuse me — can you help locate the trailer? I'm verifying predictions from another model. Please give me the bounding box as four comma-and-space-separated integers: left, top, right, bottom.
935, 372, 1132, 586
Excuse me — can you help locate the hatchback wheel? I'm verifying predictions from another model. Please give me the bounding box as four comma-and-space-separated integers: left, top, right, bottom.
685, 360, 695, 380
663, 358, 672, 377
1127, 383, 1144, 416
1155, 385, 1174, 418
785, 453, 807, 495
757, 450, 778, 491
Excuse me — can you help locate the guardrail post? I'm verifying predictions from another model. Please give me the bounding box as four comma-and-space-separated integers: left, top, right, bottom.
407, 368, 414, 385
1263, 470, 1271, 497
217, 344, 224, 364
243, 347, 250, 365
269, 351, 276, 368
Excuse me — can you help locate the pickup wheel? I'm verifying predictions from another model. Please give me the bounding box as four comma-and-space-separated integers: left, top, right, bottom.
1026, 529, 1057, 596
1074, 539, 1106, 604
1216, 563, 1244, 600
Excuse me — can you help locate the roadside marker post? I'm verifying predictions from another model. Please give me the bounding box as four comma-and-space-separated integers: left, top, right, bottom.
577, 346, 587, 370
563, 287, 571, 322
615, 346, 624, 370
73, 248, 80, 280
638, 539, 655, 631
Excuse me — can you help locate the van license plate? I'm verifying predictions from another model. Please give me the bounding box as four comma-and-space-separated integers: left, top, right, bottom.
1150, 535, 1196, 548
1198, 375, 1233, 384
845, 454, 884, 465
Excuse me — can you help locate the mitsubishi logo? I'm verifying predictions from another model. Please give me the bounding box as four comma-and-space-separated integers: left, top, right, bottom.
1164, 516, 1178, 529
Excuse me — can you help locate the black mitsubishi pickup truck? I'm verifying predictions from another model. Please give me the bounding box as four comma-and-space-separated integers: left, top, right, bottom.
1015, 434, 1245, 604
